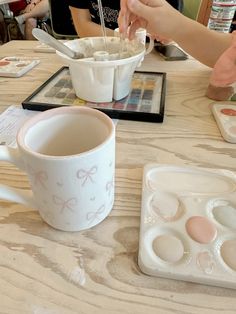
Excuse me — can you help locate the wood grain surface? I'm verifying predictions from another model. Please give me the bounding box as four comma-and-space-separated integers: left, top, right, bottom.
0, 40, 235, 314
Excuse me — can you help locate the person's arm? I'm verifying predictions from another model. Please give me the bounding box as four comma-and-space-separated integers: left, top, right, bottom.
119, 0, 232, 67
167, 14, 232, 68
69, 6, 114, 37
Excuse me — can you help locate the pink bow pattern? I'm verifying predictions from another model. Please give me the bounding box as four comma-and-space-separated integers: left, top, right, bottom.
76, 166, 98, 186
86, 204, 105, 224
53, 195, 77, 213
106, 176, 114, 196
28, 165, 48, 190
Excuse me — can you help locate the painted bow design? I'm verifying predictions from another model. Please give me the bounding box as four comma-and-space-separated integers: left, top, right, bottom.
53, 195, 77, 213
28, 165, 48, 189
106, 178, 114, 196
76, 166, 98, 186
86, 204, 105, 224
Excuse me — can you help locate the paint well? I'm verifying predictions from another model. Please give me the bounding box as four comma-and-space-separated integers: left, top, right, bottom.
213, 202, 236, 229
152, 234, 184, 263
150, 191, 182, 221
229, 126, 236, 135
147, 167, 235, 194
185, 216, 217, 244
220, 239, 236, 271
196, 251, 215, 274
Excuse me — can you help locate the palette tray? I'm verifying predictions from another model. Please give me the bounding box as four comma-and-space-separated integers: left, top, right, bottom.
139, 164, 236, 289
212, 103, 236, 144
22, 66, 166, 122
0, 57, 40, 77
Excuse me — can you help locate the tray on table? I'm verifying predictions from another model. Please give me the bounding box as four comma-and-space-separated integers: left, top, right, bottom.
22, 66, 166, 123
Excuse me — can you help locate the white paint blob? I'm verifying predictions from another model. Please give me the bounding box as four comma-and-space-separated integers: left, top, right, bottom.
152, 234, 184, 263
68, 266, 86, 286
213, 203, 236, 229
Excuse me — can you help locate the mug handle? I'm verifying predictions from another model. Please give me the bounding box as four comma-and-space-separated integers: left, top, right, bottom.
145, 34, 154, 55
0, 146, 35, 207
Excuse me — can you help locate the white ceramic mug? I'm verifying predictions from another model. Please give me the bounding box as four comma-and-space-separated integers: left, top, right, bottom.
0, 106, 115, 231
114, 27, 154, 55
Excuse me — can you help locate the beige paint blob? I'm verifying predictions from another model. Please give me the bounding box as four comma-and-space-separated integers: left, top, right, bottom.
185, 216, 217, 244
220, 239, 236, 271
152, 234, 184, 263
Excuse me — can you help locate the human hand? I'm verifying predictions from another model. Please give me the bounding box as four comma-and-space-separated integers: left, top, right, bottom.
210, 31, 236, 87
118, 0, 135, 37
118, 0, 182, 42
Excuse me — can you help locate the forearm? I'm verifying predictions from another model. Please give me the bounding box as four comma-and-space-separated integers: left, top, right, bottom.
121, 0, 233, 68
70, 6, 114, 37
74, 21, 114, 37
173, 15, 232, 68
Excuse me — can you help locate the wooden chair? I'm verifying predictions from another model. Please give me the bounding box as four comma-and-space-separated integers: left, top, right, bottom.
197, 0, 213, 26
48, 0, 77, 39
168, 0, 184, 12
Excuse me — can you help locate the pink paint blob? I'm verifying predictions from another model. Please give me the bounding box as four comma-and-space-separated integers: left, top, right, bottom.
0, 61, 10, 66
185, 216, 217, 244
221, 108, 236, 116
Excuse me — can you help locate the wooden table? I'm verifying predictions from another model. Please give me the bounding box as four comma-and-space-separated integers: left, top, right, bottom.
0, 40, 236, 314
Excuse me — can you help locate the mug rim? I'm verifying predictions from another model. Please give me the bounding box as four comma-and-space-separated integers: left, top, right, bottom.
17, 106, 115, 159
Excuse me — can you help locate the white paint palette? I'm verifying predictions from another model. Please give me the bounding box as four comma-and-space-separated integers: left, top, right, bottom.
139, 164, 236, 289
212, 103, 236, 143
0, 57, 40, 77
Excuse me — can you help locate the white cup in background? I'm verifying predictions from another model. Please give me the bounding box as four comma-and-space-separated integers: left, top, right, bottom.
114, 27, 154, 55
133, 27, 148, 46
0, 106, 115, 232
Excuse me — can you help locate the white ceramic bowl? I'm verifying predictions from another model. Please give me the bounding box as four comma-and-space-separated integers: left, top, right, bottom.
56, 37, 145, 103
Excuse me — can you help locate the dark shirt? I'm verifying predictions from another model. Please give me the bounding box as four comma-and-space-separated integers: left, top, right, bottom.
68, 0, 183, 30
68, 0, 120, 30
168, 0, 183, 12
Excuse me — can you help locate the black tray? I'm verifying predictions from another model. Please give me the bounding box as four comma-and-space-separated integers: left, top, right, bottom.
22, 66, 166, 123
